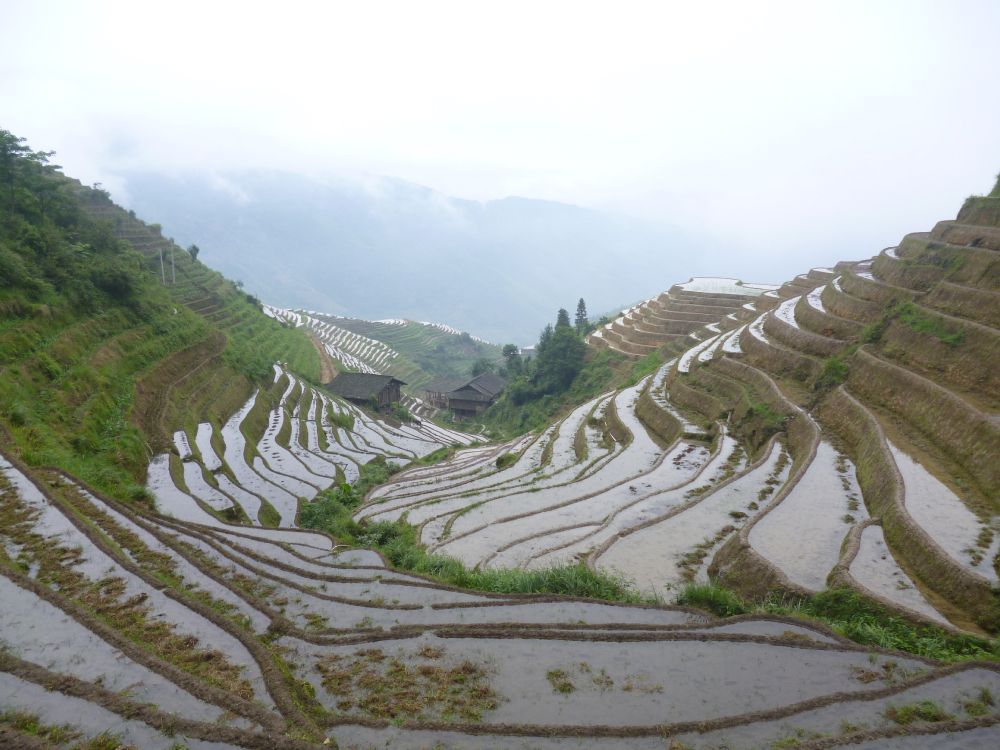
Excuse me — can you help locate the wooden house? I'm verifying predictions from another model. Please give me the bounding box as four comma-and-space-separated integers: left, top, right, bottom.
446, 372, 506, 418
324, 373, 405, 410
422, 377, 465, 410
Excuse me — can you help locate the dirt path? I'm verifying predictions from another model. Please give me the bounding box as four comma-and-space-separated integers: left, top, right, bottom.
308, 330, 338, 383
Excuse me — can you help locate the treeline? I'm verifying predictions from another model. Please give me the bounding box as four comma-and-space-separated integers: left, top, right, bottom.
503, 299, 591, 404
0, 130, 150, 313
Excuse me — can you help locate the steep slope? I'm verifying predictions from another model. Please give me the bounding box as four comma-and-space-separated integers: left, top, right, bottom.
3, 134, 999, 748
266, 306, 503, 399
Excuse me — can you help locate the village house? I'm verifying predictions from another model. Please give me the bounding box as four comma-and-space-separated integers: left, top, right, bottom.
324, 373, 405, 410
444, 372, 506, 418
422, 377, 466, 410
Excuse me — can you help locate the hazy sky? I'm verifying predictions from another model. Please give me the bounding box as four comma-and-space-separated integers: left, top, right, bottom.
3, 0, 999, 276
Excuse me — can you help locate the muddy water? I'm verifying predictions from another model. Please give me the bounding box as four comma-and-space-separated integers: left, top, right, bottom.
434, 392, 672, 564
195, 422, 223, 471
173, 429, 193, 459
849, 524, 950, 626
678, 334, 721, 373
363, 429, 552, 511
807, 285, 827, 313
486, 524, 603, 569
749, 442, 868, 591
214, 473, 263, 523
181, 461, 235, 511
523, 439, 726, 571
597, 441, 789, 596
438, 382, 661, 544
255, 381, 326, 493
4, 469, 274, 704
774, 295, 802, 328
747, 311, 770, 343
0, 576, 226, 720
890, 442, 999, 583
0, 674, 250, 750
219, 392, 300, 522
303, 635, 921, 727
673, 666, 1000, 749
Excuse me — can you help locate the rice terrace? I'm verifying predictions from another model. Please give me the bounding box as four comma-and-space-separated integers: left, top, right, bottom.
3, 4, 1000, 748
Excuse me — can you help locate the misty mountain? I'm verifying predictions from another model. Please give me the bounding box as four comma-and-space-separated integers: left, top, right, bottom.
116, 170, 713, 343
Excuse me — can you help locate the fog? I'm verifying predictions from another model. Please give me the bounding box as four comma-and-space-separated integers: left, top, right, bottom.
3, 0, 999, 293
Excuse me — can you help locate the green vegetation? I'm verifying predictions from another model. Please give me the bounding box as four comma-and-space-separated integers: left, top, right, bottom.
0, 129, 318, 499
883, 699, 953, 725
299, 461, 650, 602
331, 318, 503, 392
677, 584, 1000, 662
897, 302, 965, 347
817, 354, 850, 389
495, 451, 518, 469
478, 304, 641, 436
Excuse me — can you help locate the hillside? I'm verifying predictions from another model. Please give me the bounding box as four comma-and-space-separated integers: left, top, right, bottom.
114, 170, 711, 342
265, 306, 503, 398
2, 132, 999, 749
362, 175, 1000, 641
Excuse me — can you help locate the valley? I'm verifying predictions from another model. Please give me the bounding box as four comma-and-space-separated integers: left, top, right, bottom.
1, 132, 999, 748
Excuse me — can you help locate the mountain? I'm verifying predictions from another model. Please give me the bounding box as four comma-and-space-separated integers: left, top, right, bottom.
114, 170, 712, 343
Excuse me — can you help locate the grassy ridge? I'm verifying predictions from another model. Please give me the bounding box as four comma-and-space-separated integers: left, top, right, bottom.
678, 583, 1000, 662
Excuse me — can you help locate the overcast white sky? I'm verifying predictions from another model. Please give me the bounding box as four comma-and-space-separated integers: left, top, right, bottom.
3, 0, 999, 272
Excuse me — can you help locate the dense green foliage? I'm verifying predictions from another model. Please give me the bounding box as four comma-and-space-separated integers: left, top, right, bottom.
678, 583, 1000, 662
299, 460, 650, 603
0, 129, 318, 498
477, 307, 639, 436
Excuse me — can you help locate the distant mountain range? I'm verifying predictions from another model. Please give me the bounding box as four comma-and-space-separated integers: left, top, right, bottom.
116, 170, 715, 343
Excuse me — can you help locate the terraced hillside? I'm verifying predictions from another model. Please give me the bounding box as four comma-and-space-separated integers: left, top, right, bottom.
363, 180, 1000, 642
589, 277, 781, 360
7, 414, 1000, 749
4, 135, 1000, 748
265, 306, 503, 417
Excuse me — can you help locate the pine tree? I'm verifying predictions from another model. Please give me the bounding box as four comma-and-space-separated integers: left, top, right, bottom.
574, 298, 588, 333
556, 308, 571, 328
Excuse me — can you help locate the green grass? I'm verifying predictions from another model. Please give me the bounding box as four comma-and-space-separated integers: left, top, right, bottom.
677, 584, 1000, 662
884, 699, 953, 725
299, 461, 652, 603
897, 303, 965, 347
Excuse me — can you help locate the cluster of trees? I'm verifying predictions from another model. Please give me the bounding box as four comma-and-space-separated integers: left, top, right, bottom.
498, 298, 591, 405
0, 130, 147, 311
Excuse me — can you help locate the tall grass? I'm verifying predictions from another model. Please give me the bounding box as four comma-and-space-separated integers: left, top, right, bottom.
678, 583, 999, 662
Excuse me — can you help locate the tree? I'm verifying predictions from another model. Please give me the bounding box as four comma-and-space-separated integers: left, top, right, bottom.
556, 308, 571, 328
502, 343, 523, 376
188, 243, 200, 260
533, 325, 586, 393
471, 358, 497, 376
574, 298, 589, 333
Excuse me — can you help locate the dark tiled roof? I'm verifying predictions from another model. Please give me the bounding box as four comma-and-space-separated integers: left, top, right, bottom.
324, 373, 405, 400
448, 389, 493, 403
465, 372, 506, 398
424, 377, 466, 393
